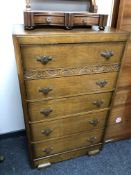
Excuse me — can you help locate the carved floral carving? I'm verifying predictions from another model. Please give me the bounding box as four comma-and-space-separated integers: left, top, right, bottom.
24, 63, 120, 80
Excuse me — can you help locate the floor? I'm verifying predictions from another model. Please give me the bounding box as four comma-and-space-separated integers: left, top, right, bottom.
0, 136, 131, 175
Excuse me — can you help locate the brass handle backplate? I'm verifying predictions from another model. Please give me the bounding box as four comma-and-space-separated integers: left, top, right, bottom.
42, 128, 53, 136
89, 119, 99, 126
93, 99, 104, 107
88, 137, 97, 144
37, 56, 53, 64
39, 87, 52, 95
101, 51, 114, 59
96, 80, 108, 88
40, 109, 53, 117
46, 17, 52, 24
42, 147, 53, 155
82, 18, 88, 24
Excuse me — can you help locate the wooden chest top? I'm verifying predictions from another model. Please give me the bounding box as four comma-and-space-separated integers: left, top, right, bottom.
13, 25, 129, 44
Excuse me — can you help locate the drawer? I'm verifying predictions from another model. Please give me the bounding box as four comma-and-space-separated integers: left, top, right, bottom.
26, 72, 117, 100
30, 110, 108, 142
32, 130, 103, 159
105, 120, 131, 142
73, 16, 99, 26
28, 92, 112, 122
21, 42, 125, 70
34, 15, 64, 25
117, 43, 131, 88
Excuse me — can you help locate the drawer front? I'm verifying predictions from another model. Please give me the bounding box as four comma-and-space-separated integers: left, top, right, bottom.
74, 16, 99, 25
21, 43, 124, 70
118, 64, 131, 88
32, 130, 103, 158
34, 15, 64, 25
28, 92, 112, 122
30, 110, 108, 142
33, 144, 101, 167
26, 72, 117, 100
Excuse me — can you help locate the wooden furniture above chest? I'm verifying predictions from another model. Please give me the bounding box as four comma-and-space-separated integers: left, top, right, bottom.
13, 25, 128, 168
24, 0, 108, 30
105, 0, 131, 142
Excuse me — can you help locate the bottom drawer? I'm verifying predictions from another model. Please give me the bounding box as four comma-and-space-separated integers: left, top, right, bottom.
32, 130, 103, 159
33, 144, 102, 168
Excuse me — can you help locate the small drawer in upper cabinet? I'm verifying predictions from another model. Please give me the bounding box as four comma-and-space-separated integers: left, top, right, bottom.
30, 110, 108, 142
34, 15, 64, 25
26, 72, 117, 100
21, 42, 125, 70
28, 92, 112, 122
73, 16, 99, 26
32, 130, 103, 159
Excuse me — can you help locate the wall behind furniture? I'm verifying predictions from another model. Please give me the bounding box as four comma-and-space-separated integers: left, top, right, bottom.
0, 0, 114, 134
0, 0, 25, 134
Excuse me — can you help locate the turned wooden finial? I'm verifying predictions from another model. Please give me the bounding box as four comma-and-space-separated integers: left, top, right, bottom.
90, 0, 98, 13
25, 0, 31, 10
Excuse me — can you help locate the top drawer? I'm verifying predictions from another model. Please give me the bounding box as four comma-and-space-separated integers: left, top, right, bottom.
21, 42, 125, 70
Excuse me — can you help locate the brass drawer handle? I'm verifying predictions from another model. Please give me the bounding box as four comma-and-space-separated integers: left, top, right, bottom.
101, 51, 114, 59
42, 147, 53, 155
46, 17, 52, 24
40, 109, 53, 117
37, 56, 53, 64
42, 128, 53, 136
93, 99, 104, 107
89, 119, 99, 126
88, 137, 97, 144
82, 18, 87, 24
39, 87, 52, 95
96, 80, 108, 88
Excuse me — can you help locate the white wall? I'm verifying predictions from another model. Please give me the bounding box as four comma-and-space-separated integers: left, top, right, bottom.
0, 1, 25, 134
96, 0, 114, 26
0, 0, 114, 134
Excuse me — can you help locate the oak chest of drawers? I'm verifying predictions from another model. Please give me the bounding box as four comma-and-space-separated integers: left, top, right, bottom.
13, 25, 128, 168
